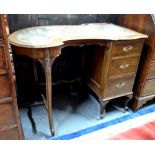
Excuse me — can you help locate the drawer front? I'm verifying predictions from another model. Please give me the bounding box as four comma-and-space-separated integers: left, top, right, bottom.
0, 45, 6, 70
0, 128, 20, 140
105, 76, 134, 98
112, 41, 143, 57
108, 56, 139, 76
0, 102, 16, 128
0, 22, 2, 37
0, 75, 11, 98
152, 51, 155, 62
147, 63, 155, 79
142, 79, 155, 96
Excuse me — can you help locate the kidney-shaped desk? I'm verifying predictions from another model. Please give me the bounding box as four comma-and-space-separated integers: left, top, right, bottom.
9, 23, 147, 136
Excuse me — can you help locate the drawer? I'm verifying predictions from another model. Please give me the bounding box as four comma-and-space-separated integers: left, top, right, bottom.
105, 76, 134, 98
108, 56, 140, 77
142, 79, 155, 96
0, 128, 20, 140
0, 24, 2, 37
112, 40, 143, 57
0, 45, 6, 70
151, 51, 155, 62
0, 102, 16, 128
0, 75, 11, 98
146, 63, 155, 79
0, 40, 3, 45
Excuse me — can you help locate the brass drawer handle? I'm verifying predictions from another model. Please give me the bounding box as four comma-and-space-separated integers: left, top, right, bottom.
122, 45, 133, 52
116, 82, 126, 88
120, 64, 129, 69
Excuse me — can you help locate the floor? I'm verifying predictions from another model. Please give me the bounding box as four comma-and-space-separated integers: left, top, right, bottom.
74, 107, 155, 140
19, 88, 137, 140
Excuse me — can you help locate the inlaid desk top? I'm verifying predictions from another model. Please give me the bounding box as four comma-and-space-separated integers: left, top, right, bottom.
9, 23, 147, 48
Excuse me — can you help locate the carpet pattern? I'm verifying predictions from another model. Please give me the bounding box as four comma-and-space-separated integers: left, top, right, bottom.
19, 92, 155, 140
74, 110, 155, 140
108, 115, 155, 140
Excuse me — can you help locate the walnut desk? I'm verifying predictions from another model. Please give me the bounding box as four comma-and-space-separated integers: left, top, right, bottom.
9, 23, 147, 136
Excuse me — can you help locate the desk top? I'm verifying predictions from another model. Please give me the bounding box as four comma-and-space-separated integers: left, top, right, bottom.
9, 23, 148, 48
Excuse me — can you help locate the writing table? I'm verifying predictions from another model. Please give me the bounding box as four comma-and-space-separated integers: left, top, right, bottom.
9, 23, 147, 136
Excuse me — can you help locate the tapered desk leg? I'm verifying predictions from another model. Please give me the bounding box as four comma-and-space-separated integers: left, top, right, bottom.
45, 53, 55, 136
38, 48, 58, 136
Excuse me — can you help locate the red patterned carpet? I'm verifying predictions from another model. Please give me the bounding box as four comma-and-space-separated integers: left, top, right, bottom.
109, 119, 155, 140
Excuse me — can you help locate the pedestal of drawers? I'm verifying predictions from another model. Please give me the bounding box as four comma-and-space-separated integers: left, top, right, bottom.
132, 45, 155, 111
118, 14, 155, 111
87, 39, 144, 118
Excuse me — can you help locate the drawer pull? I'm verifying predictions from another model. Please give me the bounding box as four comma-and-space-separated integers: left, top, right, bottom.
116, 82, 126, 88
120, 64, 129, 69
122, 45, 133, 52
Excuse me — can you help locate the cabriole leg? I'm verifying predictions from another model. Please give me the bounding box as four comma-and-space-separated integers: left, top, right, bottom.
124, 94, 133, 112
99, 99, 109, 119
